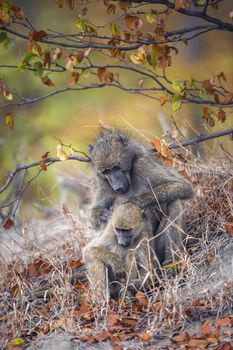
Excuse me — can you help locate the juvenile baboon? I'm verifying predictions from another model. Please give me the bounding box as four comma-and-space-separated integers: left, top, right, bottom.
89, 127, 194, 264
83, 203, 155, 299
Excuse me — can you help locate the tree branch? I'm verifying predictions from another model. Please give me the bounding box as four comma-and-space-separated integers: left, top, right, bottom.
168, 128, 233, 149
0, 155, 90, 196
131, 0, 233, 32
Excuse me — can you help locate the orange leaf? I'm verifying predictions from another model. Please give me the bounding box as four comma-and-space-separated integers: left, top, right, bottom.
29, 30, 47, 42
3, 218, 14, 230
188, 338, 208, 347
224, 215, 233, 235
138, 332, 151, 341
200, 320, 212, 336
124, 14, 142, 30
215, 317, 231, 327
217, 108, 226, 123
94, 331, 111, 342
68, 260, 83, 268
97, 67, 106, 82
39, 159, 47, 171
135, 291, 148, 307
173, 332, 189, 342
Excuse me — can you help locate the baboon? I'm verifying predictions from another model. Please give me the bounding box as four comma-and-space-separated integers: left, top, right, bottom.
83, 203, 155, 299
88, 127, 194, 265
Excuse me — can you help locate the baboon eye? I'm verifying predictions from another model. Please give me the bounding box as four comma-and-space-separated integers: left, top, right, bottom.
115, 228, 132, 233
102, 166, 121, 175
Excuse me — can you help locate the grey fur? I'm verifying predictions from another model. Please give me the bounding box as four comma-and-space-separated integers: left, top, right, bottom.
90, 128, 195, 264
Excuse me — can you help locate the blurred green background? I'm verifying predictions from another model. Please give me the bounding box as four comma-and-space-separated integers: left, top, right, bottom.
0, 0, 232, 216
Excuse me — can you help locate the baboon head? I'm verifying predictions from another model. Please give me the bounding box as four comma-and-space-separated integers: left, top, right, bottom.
89, 128, 134, 194
111, 203, 146, 248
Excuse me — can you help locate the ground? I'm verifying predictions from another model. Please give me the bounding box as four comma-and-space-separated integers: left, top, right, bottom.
0, 158, 233, 350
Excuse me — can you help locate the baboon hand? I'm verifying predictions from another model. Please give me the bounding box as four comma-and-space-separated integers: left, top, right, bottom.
108, 257, 126, 280
91, 207, 111, 228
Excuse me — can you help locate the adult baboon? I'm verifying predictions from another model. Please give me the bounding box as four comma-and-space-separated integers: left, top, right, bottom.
83, 203, 155, 299
88, 127, 194, 265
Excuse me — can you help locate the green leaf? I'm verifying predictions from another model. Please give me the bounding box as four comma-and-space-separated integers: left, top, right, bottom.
22, 52, 39, 64
9, 338, 25, 347
145, 13, 155, 24
199, 88, 207, 100
17, 63, 26, 73
75, 16, 86, 31
110, 22, 118, 35
2, 37, 14, 49
172, 78, 184, 92
195, 0, 205, 4
188, 76, 196, 89
33, 61, 44, 77
172, 94, 182, 111
151, 49, 156, 70
0, 32, 7, 42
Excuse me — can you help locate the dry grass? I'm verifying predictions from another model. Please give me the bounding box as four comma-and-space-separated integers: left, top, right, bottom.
0, 158, 232, 349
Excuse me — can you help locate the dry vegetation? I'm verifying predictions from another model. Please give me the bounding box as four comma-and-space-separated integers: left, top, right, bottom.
0, 155, 233, 350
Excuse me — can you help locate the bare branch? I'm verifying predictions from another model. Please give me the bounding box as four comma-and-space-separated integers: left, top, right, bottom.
0, 155, 90, 196
168, 128, 233, 149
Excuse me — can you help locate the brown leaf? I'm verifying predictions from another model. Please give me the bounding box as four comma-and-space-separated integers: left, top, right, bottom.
202, 80, 215, 95
215, 317, 231, 327
66, 0, 74, 9
11, 5, 25, 19
200, 320, 212, 336
208, 116, 215, 127
69, 72, 80, 85
27, 262, 38, 277
106, 4, 116, 14
224, 215, 233, 235
124, 14, 141, 30
97, 67, 106, 82
138, 332, 151, 341
217, 108, 226, 123
188, 338, 208, 347
29, 30, 47, 42
94, 331, 112, 342
41, 75, 55, 86
76, 51, 85, 63
39, 159, 47, 171
218, 71, 227, 83
222, 92, 233, 105
3, 218, 14, 230
181, 37, 188, 46
135, 291, 148, 307
41, 151, 50, 160
202, 106, 210, 119
68, 260, 83, 268
43, 50, 51, 69
173, 332, 189, 342
221, 343, 232, 350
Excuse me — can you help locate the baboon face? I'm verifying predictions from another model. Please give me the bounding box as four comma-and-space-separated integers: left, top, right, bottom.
89, 129, 132, 193
112, 203, 144, 247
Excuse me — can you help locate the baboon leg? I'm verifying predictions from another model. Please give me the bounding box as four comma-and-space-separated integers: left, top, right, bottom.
154, 200, 185, 265
87, 259, 107, 299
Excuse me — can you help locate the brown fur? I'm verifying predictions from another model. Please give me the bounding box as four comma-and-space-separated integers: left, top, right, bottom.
89, 128, 194, 265
83, 203, 155, 299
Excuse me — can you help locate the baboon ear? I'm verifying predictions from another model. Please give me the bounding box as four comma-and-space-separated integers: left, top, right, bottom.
88, 144, 94, 153
116, 132, 128, 146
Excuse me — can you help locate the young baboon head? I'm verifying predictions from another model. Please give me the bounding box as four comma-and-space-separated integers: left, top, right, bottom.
89, 128, 134, 193
111, 203, 146, 248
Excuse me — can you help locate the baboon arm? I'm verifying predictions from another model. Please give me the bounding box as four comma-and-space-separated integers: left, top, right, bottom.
83, 245, 125, 277
131, 180, 194, 209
